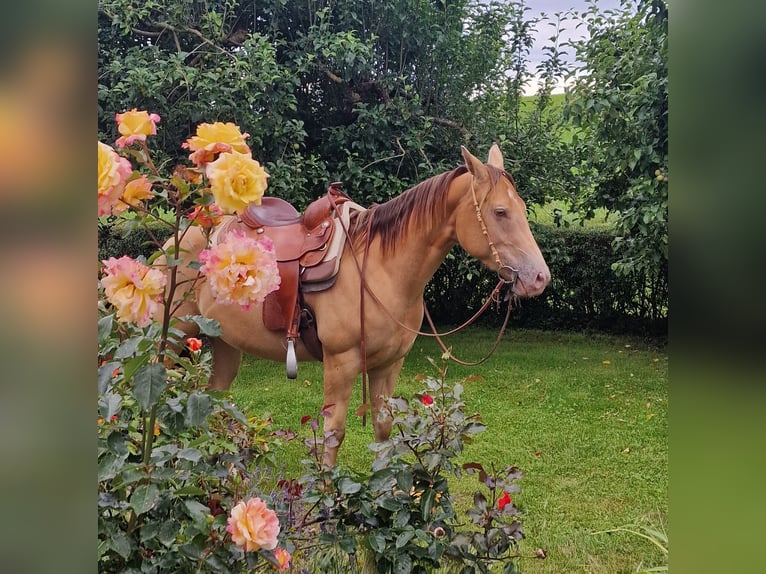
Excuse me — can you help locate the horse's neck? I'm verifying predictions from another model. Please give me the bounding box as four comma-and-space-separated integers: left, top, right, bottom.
368, 173, 469, 297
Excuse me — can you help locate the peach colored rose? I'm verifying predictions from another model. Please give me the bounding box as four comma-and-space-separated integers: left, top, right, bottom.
115, 109, 161, 148
205, 151, 269, 214
273, 547, 291, 571
189, 203, 225, 229
112, 175, 154, 215
226, 497, 280, 552
98, 141, 133, 216
100, 256, 167, 327
186, 337, 203, 352
198, 230, 280, 310
182, 122, 250, 166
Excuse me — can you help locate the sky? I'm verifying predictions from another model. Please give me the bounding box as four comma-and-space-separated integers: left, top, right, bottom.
523, 0, 624, 94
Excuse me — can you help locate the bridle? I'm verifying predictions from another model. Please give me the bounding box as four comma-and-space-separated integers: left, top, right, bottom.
470, 170, 520, 285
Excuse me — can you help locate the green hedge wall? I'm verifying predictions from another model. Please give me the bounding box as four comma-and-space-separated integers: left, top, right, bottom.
98, 222, 667, 337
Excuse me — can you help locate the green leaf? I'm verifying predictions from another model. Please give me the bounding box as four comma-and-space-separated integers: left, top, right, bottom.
158, 521, 180, 546
421, 488, 436, 520
132, 363, 166, 410
140, 521, 160, 543
190, 315, 222, 337
130, 483, 160, 515
121, 354, 149, 383
107, 431, 128, 456
394, 553, 413, 574
98, 392, 122, 420
396, 469, 413, 492
109, 531, 132, 560
178, 447, 203, 462
185, 392, 212, 427
98, 361, 120, 394
338, 535, 357, 553
379, 495, 402, 512
367, 531, 387, 553
98, 452, 124, 481
114, 336, 142, 359
184, 499, 210, 531
98, 314, 114, 344
395, 530, 414, 549
338, 476, 362, 495
369, 468, 395, 491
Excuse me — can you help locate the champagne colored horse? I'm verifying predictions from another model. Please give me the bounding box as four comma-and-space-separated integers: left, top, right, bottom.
160, 145, 550, 465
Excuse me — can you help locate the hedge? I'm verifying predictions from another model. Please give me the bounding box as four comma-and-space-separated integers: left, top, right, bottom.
98, 222, 667, 337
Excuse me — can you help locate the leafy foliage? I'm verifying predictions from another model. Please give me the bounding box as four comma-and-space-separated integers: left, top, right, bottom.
98, 0, 571, 208
564, 0, 668, 280
284, 358, 526, 573
98, 313, 287, 572
99, 220, 667, 335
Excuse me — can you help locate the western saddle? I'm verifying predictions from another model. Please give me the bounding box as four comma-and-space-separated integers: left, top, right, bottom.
217, 182, 364, 378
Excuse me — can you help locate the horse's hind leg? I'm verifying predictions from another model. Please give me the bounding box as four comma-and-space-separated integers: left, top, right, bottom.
368, 358, 404, 443
208, 337, 242, 391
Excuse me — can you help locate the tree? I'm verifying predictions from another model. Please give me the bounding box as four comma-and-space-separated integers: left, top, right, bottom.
98, 0, 569, 208
564, 0, 668, 281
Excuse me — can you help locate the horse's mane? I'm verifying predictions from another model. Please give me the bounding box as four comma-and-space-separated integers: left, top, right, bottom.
348, 166, 469, 255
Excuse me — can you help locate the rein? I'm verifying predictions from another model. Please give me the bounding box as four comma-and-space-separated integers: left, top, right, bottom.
330, 169, 519, 404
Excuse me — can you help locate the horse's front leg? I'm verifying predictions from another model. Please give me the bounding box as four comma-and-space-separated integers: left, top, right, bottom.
321, 351, 360, 467
368, 358, 405, 443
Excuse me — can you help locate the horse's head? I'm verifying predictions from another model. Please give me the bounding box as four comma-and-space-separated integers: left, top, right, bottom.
455, 145, 551, 297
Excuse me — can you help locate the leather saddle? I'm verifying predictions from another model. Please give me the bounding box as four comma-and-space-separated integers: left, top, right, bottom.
222, 182, 363, 378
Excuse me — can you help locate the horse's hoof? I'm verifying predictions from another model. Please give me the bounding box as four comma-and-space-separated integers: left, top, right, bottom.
286, 339, 298, 379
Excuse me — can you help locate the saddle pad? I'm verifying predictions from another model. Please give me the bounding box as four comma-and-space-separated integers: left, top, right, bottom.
302, 200, 365, 284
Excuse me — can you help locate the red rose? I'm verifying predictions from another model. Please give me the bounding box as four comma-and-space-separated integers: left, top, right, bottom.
421, 394, 434, 406
186, 337, 203, 352
497, 490, 511, 510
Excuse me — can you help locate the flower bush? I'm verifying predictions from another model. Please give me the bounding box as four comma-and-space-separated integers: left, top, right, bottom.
98, 109, 536, 573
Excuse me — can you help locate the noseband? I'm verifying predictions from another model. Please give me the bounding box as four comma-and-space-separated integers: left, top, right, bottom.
469, 172, 519, 284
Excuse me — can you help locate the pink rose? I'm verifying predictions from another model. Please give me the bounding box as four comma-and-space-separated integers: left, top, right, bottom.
226, 497, 280, 552
199, 230, 280, 310
100, 256, 166, 327
273, 547, 291, 571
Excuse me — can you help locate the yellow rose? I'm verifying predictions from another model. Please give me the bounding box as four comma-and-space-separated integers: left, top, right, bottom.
183, 122, 250, 166
114, 109, 160, 148
112, 175, 154, 215
205, 151, 269, 214
98, 141, 133, 216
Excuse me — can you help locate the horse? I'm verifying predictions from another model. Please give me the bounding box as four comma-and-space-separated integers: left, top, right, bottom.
159, 145, 550, 466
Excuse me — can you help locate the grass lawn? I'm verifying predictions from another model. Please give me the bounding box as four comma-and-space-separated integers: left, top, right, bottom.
230, 328, 667, 573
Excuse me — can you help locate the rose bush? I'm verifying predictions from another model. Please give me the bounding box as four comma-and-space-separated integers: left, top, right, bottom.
98, 109, 535, 573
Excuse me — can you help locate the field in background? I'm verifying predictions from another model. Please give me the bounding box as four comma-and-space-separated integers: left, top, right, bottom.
230, 328, 668, 573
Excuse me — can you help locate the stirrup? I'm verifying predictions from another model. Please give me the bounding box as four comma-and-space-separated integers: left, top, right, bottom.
286, 338, 298, 379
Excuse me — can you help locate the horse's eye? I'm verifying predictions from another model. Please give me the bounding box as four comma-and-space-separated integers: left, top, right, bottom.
494, 207, 507, 218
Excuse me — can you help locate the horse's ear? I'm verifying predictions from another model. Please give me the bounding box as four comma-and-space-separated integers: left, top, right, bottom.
461, 146, 489, 182
487, 144, 504, 169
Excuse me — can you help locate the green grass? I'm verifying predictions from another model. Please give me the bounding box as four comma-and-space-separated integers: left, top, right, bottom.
527, 199, 615, 232
230, 328, 668, 573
